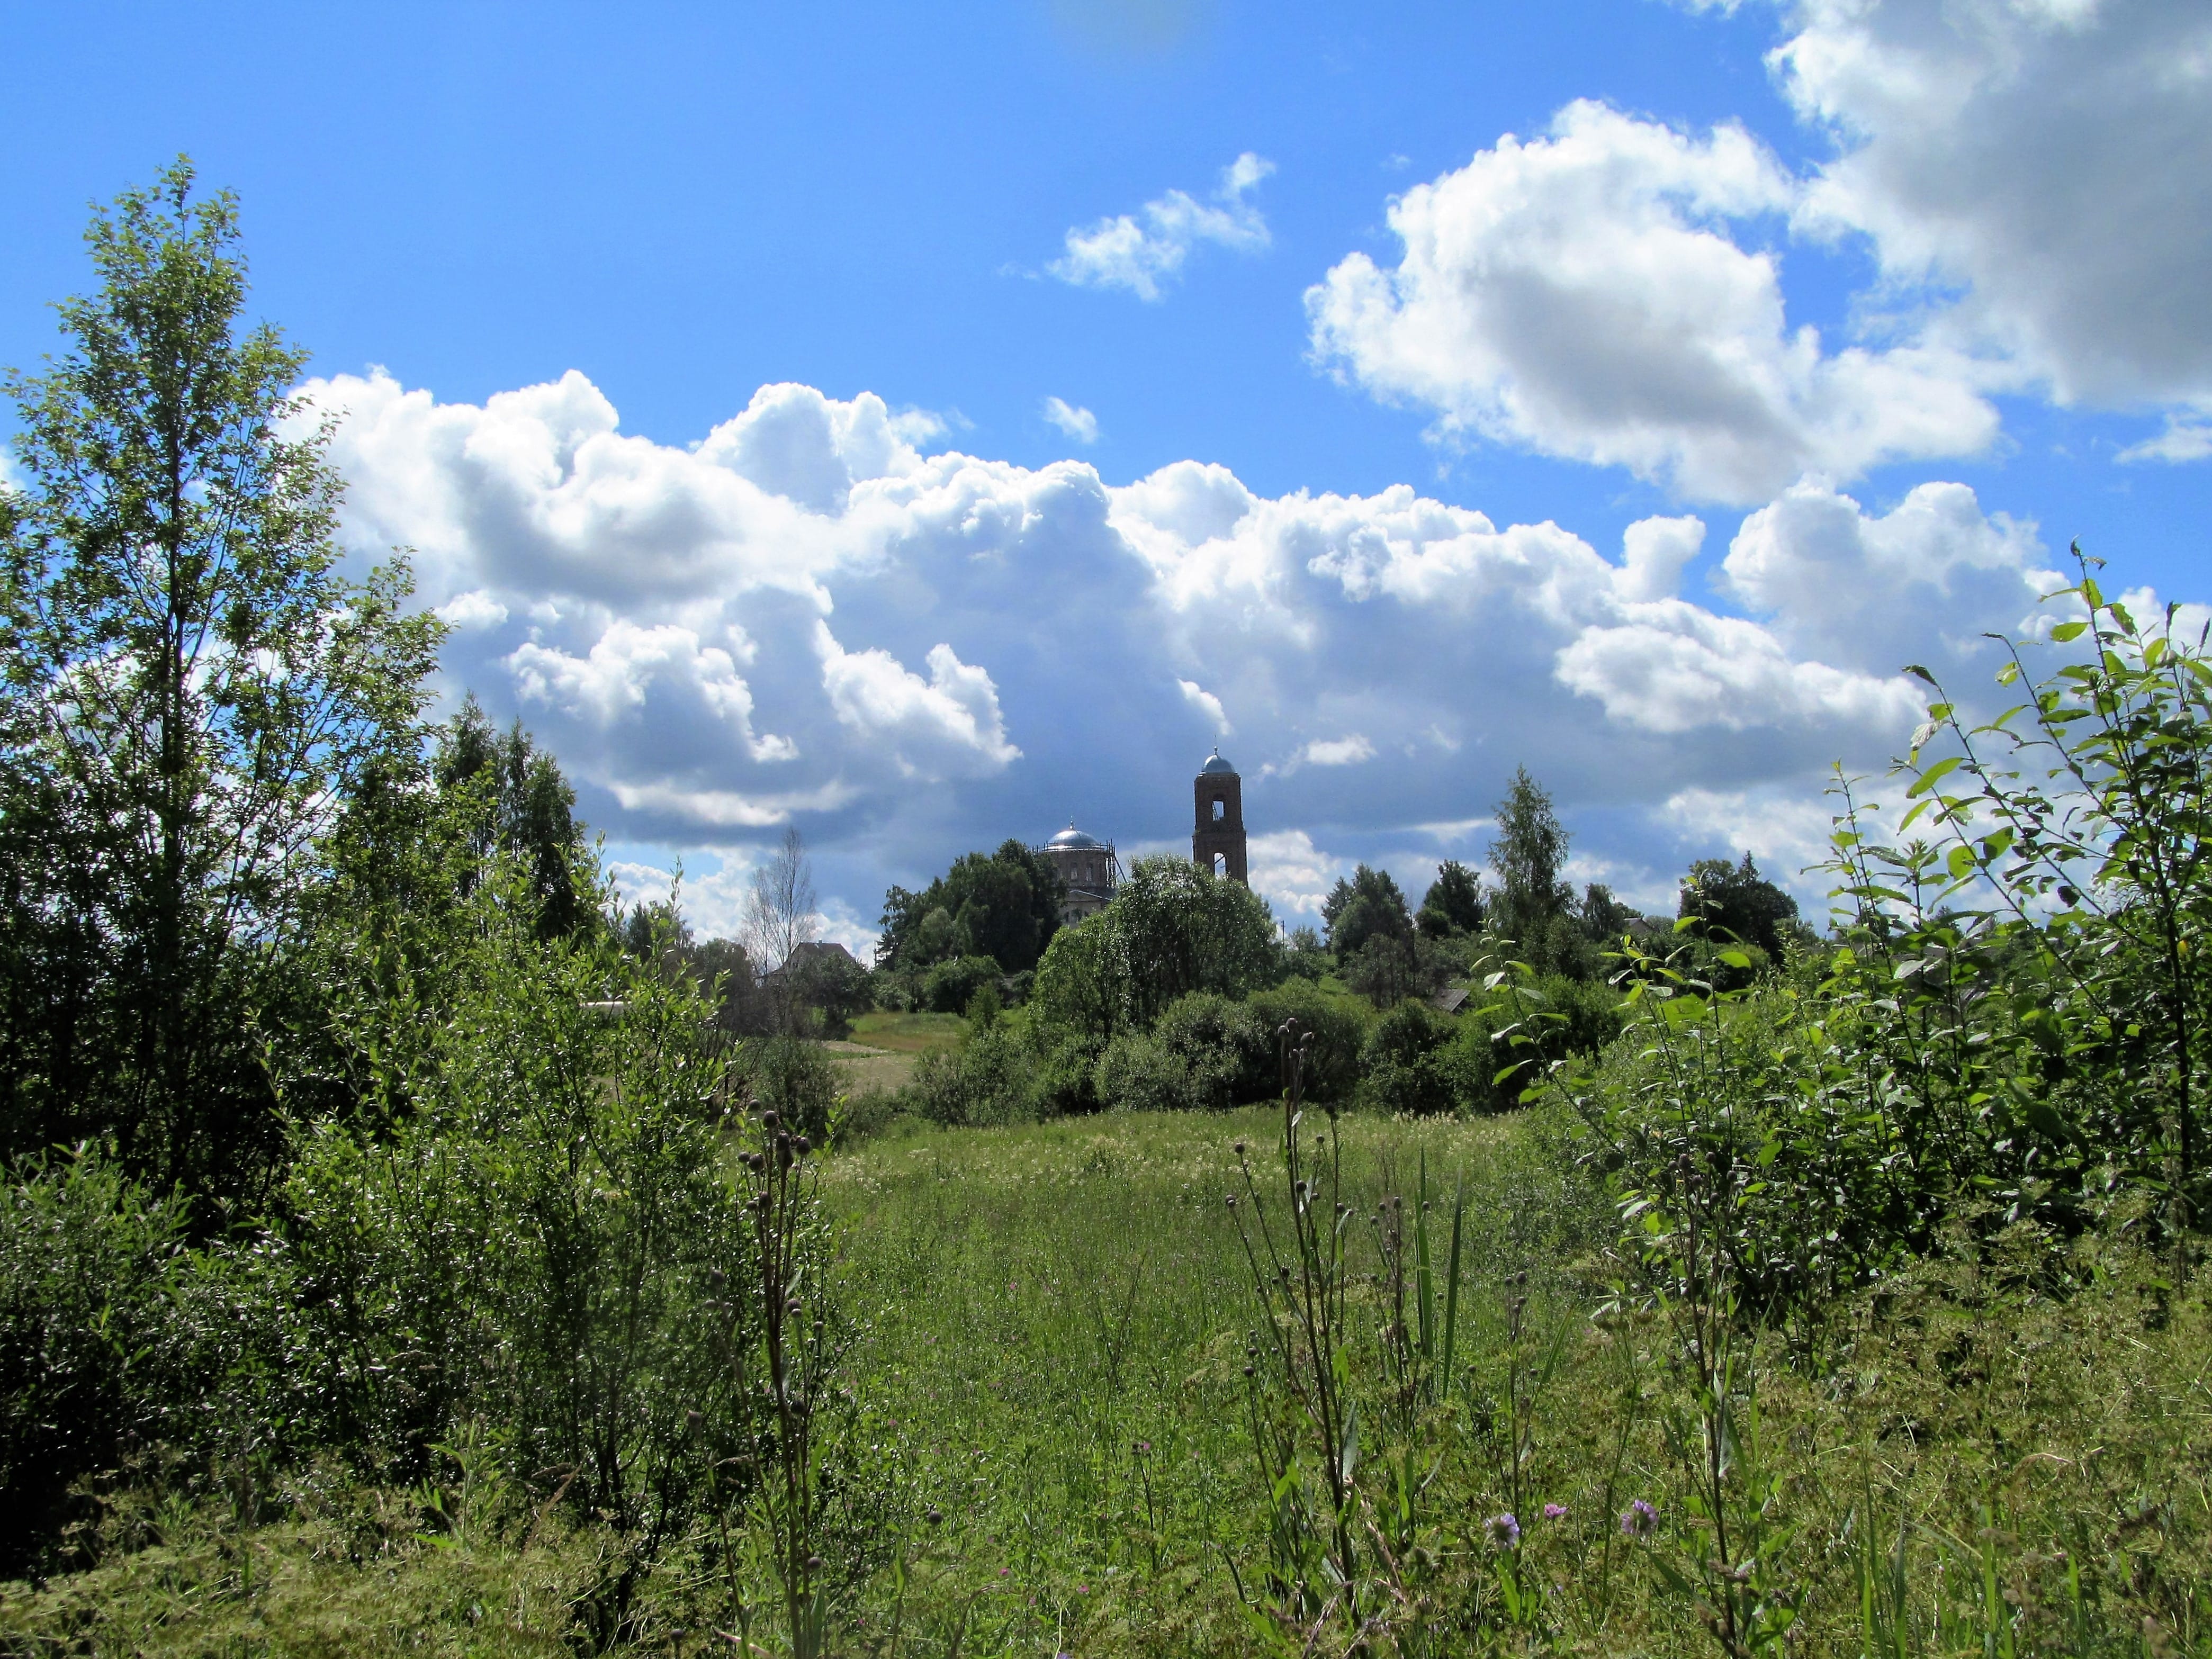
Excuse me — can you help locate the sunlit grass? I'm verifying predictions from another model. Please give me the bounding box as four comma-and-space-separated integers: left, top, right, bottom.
847, 1011, 966, 1053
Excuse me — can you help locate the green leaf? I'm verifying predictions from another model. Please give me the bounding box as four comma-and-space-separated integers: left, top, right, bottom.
1718, 949, 1751, 969
2049, 621, 2088, 643
1907, 756, 1963, 798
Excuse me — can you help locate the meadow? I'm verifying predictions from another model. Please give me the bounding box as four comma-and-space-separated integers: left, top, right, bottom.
8, 1101, 2208, 1657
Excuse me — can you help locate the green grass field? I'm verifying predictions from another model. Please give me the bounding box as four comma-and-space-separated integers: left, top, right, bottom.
847, 1012, 966, 1054
7, 1106, 2210, 1655
824, 1011, 967, 1099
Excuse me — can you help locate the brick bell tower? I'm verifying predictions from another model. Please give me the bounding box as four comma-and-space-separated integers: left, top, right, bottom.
1192, 749, 1248, 884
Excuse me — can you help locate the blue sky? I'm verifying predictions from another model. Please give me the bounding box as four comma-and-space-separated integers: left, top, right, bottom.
6, 0, 2211, 950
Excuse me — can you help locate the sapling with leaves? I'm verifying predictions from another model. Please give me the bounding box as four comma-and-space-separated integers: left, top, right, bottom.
0, 158, 442, 1210
1884, 545, 2212, 1238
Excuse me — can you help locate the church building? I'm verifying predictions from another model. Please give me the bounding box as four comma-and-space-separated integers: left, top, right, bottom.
1036, 750, 1248, 925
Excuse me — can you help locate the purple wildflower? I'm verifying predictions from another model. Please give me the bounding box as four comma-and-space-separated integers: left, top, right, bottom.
1543, 1503, 1568, 1521
1485, 1512, 1521, 1548
1621, 1499, 1658, 1538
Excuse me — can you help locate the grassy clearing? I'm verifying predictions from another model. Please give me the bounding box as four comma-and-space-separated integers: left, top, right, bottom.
814, 1106, 1596, 1653
848, 1013, 966, 1054
822, 1043, 921, 1097
7, 1107, 2210, 1654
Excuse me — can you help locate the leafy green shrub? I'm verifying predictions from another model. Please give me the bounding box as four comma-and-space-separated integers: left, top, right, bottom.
1357, 999, 1459, 1116
1452, 972, 1624, 1113
921, 954, 1001, 1015
1153, 991, 1272, 1109
1093, 1030, 1196, 1114
1247, 981, 1369, 1103
286, 861, 760, 1568
733, 1035, 843, 1143
0, 1152, 190, 1576
1025, 1028, 1103, 1117
905, 1024, 1037, 1128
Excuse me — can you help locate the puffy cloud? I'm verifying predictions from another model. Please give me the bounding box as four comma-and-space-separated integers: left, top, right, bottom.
1042, 398, 1101, 444
437, 589, 509, 630
1050, 152, 1274, 301
1777, 0, 2212, 408
1247, 829, 1352, 922
1719, 478, 2061, 674
1616, 516, 1706, 602
305, 366, 2071, 922
1307, 100, 1999, 502
506, 619, 799, 761
814, 623, 1020, 781
1555, 602, 1923, 735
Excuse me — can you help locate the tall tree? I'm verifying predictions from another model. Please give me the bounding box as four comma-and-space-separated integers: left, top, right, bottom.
1031, 855, 1281, 1042
1417, 860, 1485, 937
1487, 767, 1573, 952
745, 826, 819, 976
0, 161, 441, 1204
1678, 852, 1801, 957
433, 696, 595, 941
1321, 864, 1413, 957
877, 840, 1063, 975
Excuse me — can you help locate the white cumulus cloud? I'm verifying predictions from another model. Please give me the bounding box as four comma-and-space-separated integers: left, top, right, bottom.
302, 366, 2088, 923
2119, 413, 2212, 466
1307, 100, 1999, 503
1051, 152, 1275, 301
814, 623, 1021, 782
1777, 0, 2212, 411
1177, 678, 1232, 734
1247, 829, 1352, 922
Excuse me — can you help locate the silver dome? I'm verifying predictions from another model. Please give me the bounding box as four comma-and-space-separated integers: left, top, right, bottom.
1199, 749, 1237, 776
1048, 823, 1102, 850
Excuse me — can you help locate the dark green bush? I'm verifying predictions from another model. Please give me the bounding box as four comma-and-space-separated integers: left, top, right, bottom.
1247, 981, 1369, 1103
922, 954, 1002, 1015
1357, 999, 1458, 1116
734, 1035, 843, 1143
285, 862, 760, 1553
0, 1152, 189, 1576
1451, 972, 1624, 1113
1093, 1030, 1195, 1114
906, 1024, 1037, 1128
1153, 991, 1272, 1109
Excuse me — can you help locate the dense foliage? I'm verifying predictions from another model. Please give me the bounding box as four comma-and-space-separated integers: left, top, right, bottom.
877, 839, 1064, 986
